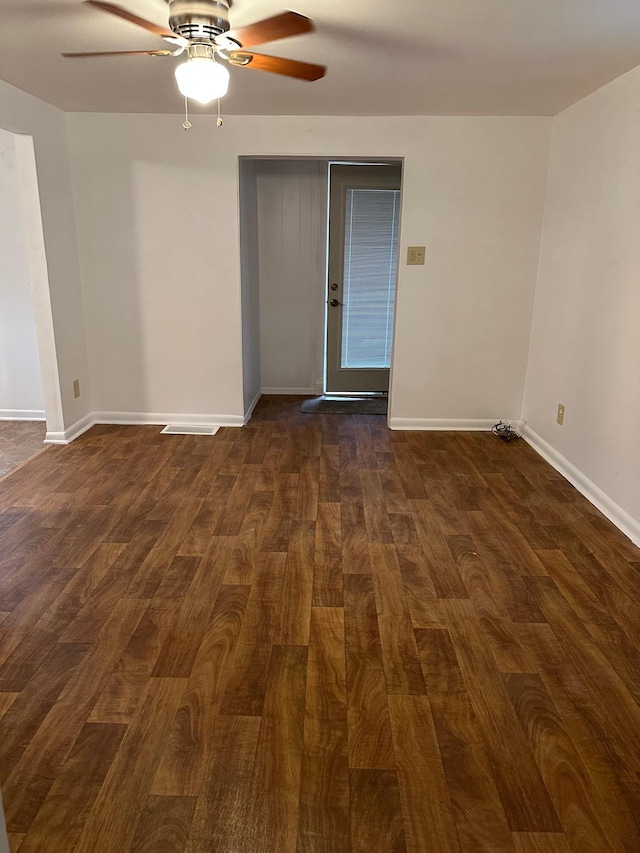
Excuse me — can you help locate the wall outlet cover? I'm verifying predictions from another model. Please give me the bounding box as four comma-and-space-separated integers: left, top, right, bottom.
407, 246, 426, 265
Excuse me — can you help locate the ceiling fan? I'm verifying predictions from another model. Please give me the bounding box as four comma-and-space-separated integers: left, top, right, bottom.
62, 0, 326, 106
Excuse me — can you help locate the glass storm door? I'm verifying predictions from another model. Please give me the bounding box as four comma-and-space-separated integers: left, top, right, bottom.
325, 164, 402, 393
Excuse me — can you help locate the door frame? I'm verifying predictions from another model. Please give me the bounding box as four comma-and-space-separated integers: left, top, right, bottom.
0, 127, 64, 437
237, 155, 404, 407
325, 162, 403, 394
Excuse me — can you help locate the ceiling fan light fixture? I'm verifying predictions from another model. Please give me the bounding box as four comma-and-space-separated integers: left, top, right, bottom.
175, 54, 230, 104
64, 4, 324, 114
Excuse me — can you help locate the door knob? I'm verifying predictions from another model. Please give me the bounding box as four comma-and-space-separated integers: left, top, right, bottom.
330, 298, 341, 307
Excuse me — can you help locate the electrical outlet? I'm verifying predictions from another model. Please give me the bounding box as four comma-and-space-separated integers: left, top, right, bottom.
557, 403, 565, 425
407, 246, 426, 265
73, 380, 80, 399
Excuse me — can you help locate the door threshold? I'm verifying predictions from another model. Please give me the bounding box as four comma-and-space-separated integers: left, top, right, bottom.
301, 396, 388, 415
321, 392, 388, 399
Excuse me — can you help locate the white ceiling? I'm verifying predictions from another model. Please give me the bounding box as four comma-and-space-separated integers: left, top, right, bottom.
1, 0, 640, 115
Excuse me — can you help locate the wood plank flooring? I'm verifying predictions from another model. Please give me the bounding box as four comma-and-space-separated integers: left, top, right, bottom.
1, 395, 640, 851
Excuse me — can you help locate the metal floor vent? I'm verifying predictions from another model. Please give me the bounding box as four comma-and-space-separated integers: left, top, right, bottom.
160, 425, 220, 436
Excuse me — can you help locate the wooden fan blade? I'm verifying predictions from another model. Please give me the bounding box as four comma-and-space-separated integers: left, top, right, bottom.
84, 1, 172, 38
226, 11, 313, 49
62, 49, 173, 57
229, 51, 325, 81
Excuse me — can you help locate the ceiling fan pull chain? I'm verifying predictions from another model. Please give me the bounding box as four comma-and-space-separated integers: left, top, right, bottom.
217, 98, 223, 128
183, 96, 192, 130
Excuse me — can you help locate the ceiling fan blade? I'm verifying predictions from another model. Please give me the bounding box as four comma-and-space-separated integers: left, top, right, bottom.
226, 12, 313, 49
62, 49, 173, 57
229, 51, 325, 81
84, 1, 172, 38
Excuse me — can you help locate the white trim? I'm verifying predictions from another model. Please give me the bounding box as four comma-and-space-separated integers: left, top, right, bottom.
0, 409, 46, 421
244, 389, 262, 424
44, 432, 68, 445
388, 417, 497, 431
44, 410, 246, 445
45, 413, 94, 445
523, 426, 640, 548
261, 387, 315, 395
314, 378, 324, 396
93, 411, 245, 428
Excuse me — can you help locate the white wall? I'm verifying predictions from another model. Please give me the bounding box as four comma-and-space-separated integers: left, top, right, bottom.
523, 65, 640, 541
67, 113, 551, 425
254, 159, 326, 395
0, 80, 90, 434
0, 128, 44, 417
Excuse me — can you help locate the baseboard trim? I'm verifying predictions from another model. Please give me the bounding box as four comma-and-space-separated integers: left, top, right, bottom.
261, 387, 315, 395
388, 417, 497, 431
244, 390, 262, 425
45, 413, 94, 445
44, 410, 245, 445
523, 426, 640, 548
0, 409, 46, 421
93, 411, 245, 428
314, 379, 324, 396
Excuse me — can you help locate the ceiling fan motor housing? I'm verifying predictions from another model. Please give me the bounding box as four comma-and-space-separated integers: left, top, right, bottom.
169, 0, 231, 40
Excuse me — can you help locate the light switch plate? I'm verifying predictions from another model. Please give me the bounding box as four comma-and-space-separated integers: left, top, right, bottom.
407, 246, 426, 265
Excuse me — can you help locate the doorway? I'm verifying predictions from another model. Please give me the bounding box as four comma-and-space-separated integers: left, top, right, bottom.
325, 163, 402, 394
0, 127, 62, 464
238, 157, 403, 420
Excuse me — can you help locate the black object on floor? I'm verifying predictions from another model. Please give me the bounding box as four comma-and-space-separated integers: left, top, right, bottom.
300, 396, 388, 415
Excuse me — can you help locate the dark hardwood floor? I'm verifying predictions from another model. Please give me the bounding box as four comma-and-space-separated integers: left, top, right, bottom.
0, 396, 639, 852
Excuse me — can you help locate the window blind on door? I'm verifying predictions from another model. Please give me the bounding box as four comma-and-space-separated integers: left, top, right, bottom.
341, 188, 400, 369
